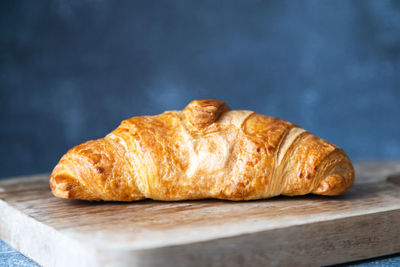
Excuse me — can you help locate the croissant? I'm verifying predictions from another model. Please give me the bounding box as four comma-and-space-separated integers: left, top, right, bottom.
50, 99, 355, 201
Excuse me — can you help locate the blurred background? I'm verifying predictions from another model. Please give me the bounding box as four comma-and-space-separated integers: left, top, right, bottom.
1, 0, 400, 178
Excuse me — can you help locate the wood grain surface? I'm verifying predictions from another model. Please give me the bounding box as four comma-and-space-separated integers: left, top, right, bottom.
0, 162, 400, 267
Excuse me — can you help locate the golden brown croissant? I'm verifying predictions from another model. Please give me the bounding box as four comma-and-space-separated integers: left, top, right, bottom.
50, 99, 355, 201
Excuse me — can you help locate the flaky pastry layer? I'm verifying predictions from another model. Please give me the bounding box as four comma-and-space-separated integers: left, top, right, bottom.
50, 99, 354, 201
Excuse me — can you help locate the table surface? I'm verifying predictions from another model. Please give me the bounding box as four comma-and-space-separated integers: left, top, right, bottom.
1, 161, 400, 266
0, 238, 399, 267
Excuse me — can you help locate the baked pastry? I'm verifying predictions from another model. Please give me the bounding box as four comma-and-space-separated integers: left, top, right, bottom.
50, 99, 355, 201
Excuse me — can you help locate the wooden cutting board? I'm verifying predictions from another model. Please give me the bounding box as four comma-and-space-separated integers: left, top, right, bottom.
1, 162, 400, 267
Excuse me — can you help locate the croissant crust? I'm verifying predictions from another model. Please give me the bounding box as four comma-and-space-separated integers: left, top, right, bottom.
50, 99, 355, 201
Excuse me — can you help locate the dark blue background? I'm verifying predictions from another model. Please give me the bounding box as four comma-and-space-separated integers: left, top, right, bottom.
1, 0, 400, 178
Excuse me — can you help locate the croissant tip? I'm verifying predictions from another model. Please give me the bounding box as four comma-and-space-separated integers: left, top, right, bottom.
49, 172, 74, 199
313, 169, 355, 196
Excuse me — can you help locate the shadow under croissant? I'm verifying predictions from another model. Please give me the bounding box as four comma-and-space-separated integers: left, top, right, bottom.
61, 182, 387, 206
